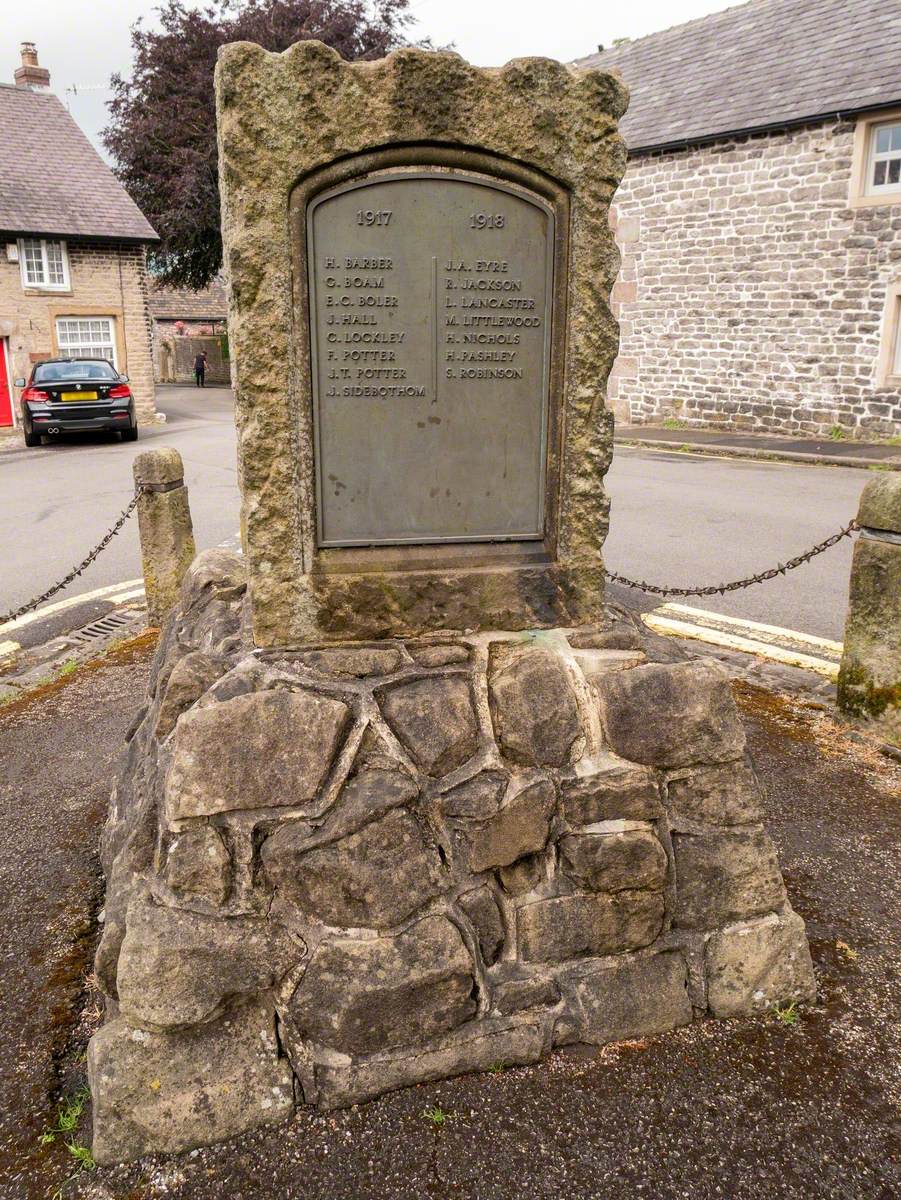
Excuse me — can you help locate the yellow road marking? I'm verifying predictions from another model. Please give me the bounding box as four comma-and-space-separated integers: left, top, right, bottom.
0, 577, 144, 636
657, 602, 843, 656
643, 613, 839, 678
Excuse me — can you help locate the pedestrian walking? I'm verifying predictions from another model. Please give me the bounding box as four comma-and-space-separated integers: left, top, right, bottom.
193, 350, 208, 388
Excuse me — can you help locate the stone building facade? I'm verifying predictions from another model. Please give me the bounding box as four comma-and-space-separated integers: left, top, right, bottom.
0, 45, 158, 428
584, 0, 901, 438
0, 238, 157, 423
149, 277, 230, 385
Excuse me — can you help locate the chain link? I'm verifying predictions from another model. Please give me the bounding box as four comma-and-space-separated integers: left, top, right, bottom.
604, 518, 859, 599
0, 488, 146, 628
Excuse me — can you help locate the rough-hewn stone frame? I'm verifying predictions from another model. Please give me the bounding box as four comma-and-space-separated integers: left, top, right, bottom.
216, 41, 628, 646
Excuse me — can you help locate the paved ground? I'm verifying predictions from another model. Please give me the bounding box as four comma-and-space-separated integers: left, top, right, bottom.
605, 449, 862, 640
616, 424, 901, 467
1, 643, 898, 1200
1, 389, 867, 645
0, 387, 238, 639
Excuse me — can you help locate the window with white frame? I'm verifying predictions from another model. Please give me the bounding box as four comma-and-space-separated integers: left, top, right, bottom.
871, 121, 901, 192
55, 317, 117, 366
19, 238, 69, 288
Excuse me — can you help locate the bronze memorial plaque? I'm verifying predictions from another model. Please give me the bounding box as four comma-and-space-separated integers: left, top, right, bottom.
307, 170, 554, 546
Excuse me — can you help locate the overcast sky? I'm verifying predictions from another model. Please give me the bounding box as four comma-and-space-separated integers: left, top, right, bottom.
0, 0, 738, 154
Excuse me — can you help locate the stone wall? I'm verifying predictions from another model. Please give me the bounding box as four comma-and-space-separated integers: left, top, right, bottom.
0, 239, 157, 422
610, 119, 901, 437
155, 332, 230, 385
88, 550, 815, 1163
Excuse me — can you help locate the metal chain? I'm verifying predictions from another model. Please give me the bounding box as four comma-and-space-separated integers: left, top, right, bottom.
0, 488, 146, 627
604, 518, 860, 599
0, 493, 862, 628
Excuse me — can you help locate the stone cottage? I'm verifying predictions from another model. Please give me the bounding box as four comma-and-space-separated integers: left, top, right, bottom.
581, 0, 901, 438
0, 44, 158, 429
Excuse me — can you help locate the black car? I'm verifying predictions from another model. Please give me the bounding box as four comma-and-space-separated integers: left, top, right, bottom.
16, 357, 138, 447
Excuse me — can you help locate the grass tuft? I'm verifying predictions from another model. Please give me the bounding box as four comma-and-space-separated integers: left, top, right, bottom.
422, 1104, 450, 1127
773, 1001, 800, 1026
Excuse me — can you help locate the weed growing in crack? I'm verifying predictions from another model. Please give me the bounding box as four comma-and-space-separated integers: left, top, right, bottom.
773, 1001, 800, 1027
41, 1086, 96, 1197
422, 1104, 450, 1127
39, 1087, 90, 1145
836, 940, 859, 962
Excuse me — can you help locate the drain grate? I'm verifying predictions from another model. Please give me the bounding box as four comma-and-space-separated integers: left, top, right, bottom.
68, 609, 140, 645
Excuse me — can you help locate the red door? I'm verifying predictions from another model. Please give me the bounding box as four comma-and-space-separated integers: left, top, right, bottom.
0, 340, 12, 427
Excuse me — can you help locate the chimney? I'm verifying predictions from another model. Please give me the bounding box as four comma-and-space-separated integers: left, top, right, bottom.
14, 43, 50, 90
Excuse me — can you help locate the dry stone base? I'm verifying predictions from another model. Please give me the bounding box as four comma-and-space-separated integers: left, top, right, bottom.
88, 550, 816, 1163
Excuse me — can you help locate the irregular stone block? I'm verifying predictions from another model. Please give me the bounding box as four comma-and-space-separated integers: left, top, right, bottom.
441, 770, 508, 818
498, 853, 543, 896
288, 915, 475, 1055
309, 1017, 547, 1109
594, 660, 746, 768
377, 675, 480, 776
488, 644, 584, 767
302, 767, 419, 851
164, 825, 231, 905
453, 779, 556, 873
493, 973, 560, 1016
262, 807, 446, 929
291, 645, 404, 677
568, 627, 642, 651
88, 1000, 293, 1164
116, 896, 302, 1029
706, 911, 817, 1017
575, 648, 647, 680
457, 886, 505, 966
672, 829, 787, 929
666, 757, 763, 827
560, 830, 667, 892
517, 891, 665, 963
154, 651, 223, 739
165, 689, 351, 820
408, 643, 472, 667
562, 763, 662, 824
568, 951, 692, 1044
179, 547, 246, 602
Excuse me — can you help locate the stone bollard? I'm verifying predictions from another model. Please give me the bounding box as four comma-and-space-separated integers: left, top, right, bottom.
837, 474, 901, 746
133, 447, 196, 627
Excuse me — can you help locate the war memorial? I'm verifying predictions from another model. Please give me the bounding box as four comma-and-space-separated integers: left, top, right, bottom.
86, 42, 816, 1162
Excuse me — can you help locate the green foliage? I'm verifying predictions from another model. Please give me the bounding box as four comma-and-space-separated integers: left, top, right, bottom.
828, 425, 847, 441
773, 1001, 800, 1026
39, 1087, 90, 1144
662, 417, 688, 429
104, 0, 422, 289
422, 1104, 450, 1126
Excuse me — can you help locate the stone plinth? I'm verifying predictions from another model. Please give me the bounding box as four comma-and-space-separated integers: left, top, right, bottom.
88, 551, 815, 1162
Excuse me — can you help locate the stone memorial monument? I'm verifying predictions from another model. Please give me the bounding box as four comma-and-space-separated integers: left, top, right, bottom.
87, 43, 815, 1163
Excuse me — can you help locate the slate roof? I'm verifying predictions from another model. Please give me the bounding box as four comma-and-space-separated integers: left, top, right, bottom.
0, 84, 157, 242
149, 277, 228, 321
577, 0, 901, 152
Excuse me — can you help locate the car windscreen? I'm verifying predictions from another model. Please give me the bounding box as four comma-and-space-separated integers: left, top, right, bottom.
33, 360, 119, 383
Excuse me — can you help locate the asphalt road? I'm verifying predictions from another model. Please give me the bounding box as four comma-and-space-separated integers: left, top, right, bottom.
0, 386, 239, 642
0, 388, 867, 644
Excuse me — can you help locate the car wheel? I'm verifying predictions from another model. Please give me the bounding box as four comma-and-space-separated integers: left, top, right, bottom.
121, 422, 139, 442
23, 420, 41, 447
